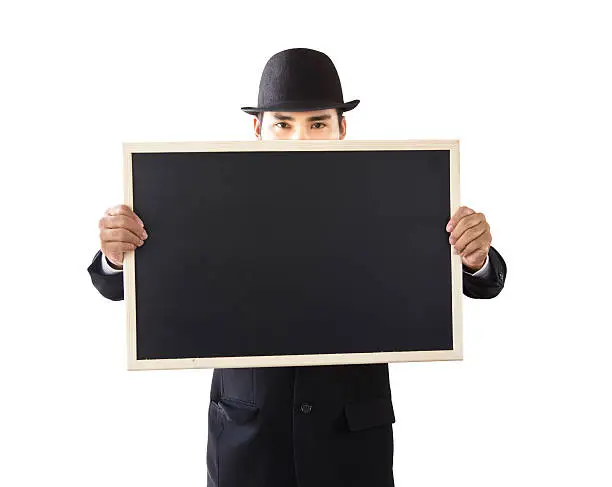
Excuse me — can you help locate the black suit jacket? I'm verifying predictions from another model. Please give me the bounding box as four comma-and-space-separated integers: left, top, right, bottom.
87, 246, 506, 487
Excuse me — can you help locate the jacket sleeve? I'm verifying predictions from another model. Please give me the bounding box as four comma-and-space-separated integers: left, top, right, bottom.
86, 250, 124, 301
461, 245, 507, 299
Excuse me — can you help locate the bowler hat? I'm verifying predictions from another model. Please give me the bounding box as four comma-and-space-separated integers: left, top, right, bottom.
241, 48, 360, 116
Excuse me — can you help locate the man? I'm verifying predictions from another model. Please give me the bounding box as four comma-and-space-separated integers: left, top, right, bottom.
87, 48, 507, 487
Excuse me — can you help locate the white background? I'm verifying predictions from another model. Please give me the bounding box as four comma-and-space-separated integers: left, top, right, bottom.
1, 1, 611, 485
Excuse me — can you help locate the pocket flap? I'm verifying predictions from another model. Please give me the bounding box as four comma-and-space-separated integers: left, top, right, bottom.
217, 397, 260, 424
344, 395, 395, 432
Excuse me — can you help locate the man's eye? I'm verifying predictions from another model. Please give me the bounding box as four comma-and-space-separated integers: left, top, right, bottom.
275, 122, 289, 129
312, 122, 326, 129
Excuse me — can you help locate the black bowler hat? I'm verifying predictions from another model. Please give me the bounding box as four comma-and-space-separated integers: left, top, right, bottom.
241, 48, 360, 116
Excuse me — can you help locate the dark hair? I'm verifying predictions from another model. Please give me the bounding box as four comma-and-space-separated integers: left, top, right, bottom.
257, 108, 344, 130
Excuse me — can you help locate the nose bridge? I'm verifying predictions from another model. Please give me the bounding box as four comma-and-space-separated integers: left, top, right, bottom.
290, 121, 309, 140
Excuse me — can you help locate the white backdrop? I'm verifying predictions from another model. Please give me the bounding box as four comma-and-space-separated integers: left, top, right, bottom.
2, 1, 611, 485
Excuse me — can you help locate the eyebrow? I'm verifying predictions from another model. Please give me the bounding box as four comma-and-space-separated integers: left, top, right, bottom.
272, 113, 332, 122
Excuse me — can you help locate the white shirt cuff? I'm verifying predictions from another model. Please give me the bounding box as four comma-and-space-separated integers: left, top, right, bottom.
463, 252, 491, 278
100, 251, 123, 275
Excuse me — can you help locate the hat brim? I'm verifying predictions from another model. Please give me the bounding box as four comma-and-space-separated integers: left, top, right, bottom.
241, 99, 360, 116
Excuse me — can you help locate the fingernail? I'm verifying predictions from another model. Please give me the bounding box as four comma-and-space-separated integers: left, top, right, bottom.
446, 222, 453, 232
143, 231, 148, 238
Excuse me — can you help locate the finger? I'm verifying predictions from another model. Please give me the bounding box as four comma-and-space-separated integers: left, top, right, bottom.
101, 227, 144, 247
457, 233, 490, 258
452, 221, 488, 253
447, 205, 475, 232
450, 212, 485, 242
99, 215, 147, 240
105, 204, 144, 226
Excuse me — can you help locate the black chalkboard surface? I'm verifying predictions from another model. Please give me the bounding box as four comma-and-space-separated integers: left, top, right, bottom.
122, 140, 462, 370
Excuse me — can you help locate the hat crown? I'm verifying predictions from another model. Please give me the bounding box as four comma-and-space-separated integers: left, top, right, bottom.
258, 48, 344, 108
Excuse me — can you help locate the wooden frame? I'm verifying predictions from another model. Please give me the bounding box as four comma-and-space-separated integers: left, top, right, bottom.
123, 140, 462, 371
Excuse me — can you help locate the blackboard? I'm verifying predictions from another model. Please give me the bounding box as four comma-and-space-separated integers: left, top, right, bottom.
122, 140, 463, 370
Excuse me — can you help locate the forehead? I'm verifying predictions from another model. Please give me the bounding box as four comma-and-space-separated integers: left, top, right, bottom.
265, 108, 337, 120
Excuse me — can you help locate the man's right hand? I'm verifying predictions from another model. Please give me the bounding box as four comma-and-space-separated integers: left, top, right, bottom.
99, 204, 148, 269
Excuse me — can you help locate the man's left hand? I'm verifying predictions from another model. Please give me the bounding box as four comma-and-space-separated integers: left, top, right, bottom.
446, 205, 492, 272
